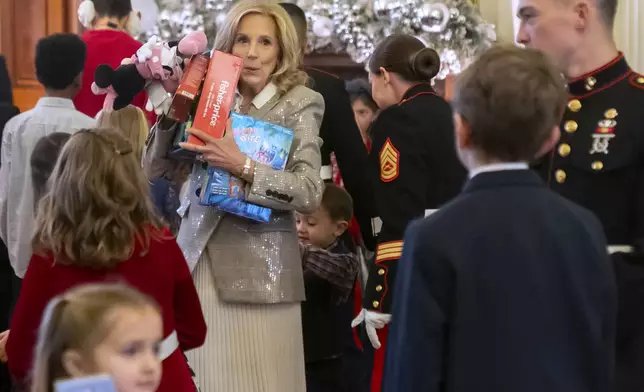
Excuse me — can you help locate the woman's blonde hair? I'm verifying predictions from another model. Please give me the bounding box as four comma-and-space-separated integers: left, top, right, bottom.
30, 283, 159, 392
32, 128, 165, 268
96, 106, 149, 161
214, 0, 308, 94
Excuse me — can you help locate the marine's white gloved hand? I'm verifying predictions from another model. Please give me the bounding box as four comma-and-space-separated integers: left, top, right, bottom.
351, 309, 391, 349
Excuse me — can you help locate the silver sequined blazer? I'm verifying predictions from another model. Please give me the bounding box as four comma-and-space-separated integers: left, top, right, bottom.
150, 84, 325, 305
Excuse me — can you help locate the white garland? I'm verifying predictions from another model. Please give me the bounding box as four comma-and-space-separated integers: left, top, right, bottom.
150, 0, 495, 79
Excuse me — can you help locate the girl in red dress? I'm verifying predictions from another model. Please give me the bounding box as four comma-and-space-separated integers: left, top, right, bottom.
5, 128, 206, 392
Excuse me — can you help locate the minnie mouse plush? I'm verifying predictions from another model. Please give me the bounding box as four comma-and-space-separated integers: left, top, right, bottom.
93, 31, 208, 115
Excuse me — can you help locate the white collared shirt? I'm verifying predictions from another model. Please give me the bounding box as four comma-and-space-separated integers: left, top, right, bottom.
234, 82, 278, 112
468, 162, 529, 179
0, 97, 95, 277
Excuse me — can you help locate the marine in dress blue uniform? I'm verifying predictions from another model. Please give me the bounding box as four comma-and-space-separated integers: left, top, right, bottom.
534, 53, 644, 392
365, 82, 465, 316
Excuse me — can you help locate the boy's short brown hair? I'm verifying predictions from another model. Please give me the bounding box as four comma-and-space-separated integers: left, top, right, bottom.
451, 45, 567, 161
320, 184, 353, 222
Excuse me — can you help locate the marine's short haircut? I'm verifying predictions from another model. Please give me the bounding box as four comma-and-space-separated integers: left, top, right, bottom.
596, 0, 617, 28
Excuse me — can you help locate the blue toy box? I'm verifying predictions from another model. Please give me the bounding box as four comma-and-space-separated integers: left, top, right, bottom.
199, 112, 294, 222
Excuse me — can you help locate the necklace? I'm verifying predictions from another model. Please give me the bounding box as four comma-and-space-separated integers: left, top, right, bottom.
240, 101, 252, 114
92, 19, 123, 31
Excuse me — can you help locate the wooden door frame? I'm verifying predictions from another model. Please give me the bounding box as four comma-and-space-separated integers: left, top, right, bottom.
0, 0, 80, 111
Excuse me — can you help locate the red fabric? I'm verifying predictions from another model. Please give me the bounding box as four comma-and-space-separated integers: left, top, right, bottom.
75, 30, 155, 123
6, 229, 206, 392
370, 326, 389, 392
352, 283, 364, 350
330, 153, 364, 247
347, 216, 362, 245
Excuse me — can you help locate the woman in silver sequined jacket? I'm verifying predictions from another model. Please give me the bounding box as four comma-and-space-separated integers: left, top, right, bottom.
143, 1, 324, 391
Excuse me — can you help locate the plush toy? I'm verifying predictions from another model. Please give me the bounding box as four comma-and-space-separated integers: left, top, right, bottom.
92, 57, 144, 113
92, 31, 208, 114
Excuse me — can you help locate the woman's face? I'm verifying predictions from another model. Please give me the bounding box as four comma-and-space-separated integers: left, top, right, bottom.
232, 13, 280, 93
351, 98, 376, 142
369, 71, 397, 110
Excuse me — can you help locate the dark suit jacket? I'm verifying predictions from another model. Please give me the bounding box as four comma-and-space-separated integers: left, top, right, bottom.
384, 169, 617, 392
306, 67, 376, 250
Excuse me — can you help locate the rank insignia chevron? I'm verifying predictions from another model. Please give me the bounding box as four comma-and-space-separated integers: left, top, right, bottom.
380, 138, 399, 182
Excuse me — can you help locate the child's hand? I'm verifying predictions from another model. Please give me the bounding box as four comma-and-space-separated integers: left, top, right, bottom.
0, 329, 9, 362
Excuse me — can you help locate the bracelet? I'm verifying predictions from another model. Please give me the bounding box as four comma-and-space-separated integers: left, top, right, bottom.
241, 157, 253, 179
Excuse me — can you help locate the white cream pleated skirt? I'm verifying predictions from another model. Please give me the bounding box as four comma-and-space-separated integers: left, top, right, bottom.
186, 245, 307, 392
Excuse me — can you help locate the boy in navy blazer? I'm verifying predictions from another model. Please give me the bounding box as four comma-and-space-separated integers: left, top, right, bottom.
383, 45, 617, 392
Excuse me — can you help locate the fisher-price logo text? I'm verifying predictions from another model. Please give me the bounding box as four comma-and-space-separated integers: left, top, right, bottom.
209, 80, 230, 127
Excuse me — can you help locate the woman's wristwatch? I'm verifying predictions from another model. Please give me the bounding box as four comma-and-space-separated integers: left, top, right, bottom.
240, 157, 255, 183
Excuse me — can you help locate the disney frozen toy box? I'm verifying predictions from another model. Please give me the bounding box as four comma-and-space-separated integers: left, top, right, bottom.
199, 112, 294, 222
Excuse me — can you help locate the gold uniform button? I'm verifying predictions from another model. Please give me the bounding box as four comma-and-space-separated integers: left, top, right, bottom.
558, 143, 571, 157
376, 285, 383, 292
591, 161, 604, 171
555, 169, 567, 183
378, 269, 385, 276
604, 108, 618, 119
372, 301, 380, 308
568, 99, 582, 112
638, 77, 644, 84
564, 121, 578, 133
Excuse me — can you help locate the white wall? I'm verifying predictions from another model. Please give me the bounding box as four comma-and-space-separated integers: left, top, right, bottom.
613, 0, 643, 71
479, 0, 644, 71
479, 0, 519, 44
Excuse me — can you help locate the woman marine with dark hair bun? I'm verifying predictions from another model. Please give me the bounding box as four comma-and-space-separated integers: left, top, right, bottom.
351, 34, 467, 392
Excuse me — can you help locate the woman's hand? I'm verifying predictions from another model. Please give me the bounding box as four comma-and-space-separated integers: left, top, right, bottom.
0, 329, 9, 362
179, 119, 247, 176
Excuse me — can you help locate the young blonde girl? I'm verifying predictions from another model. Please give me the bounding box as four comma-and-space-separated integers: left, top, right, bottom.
30, 283, 163, 392
97, 106, 149, 161
5, 128, 206, 392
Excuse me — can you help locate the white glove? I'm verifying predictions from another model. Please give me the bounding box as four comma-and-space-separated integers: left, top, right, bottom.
351, 309, 391, 349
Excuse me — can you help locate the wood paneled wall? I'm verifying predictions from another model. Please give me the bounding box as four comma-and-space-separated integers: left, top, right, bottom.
0, 0, 79, 112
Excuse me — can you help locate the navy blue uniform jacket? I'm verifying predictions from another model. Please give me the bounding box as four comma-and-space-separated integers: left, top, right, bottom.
364, 83, 465, 314
384, 169, 617, 392
533, 53, 644, 392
